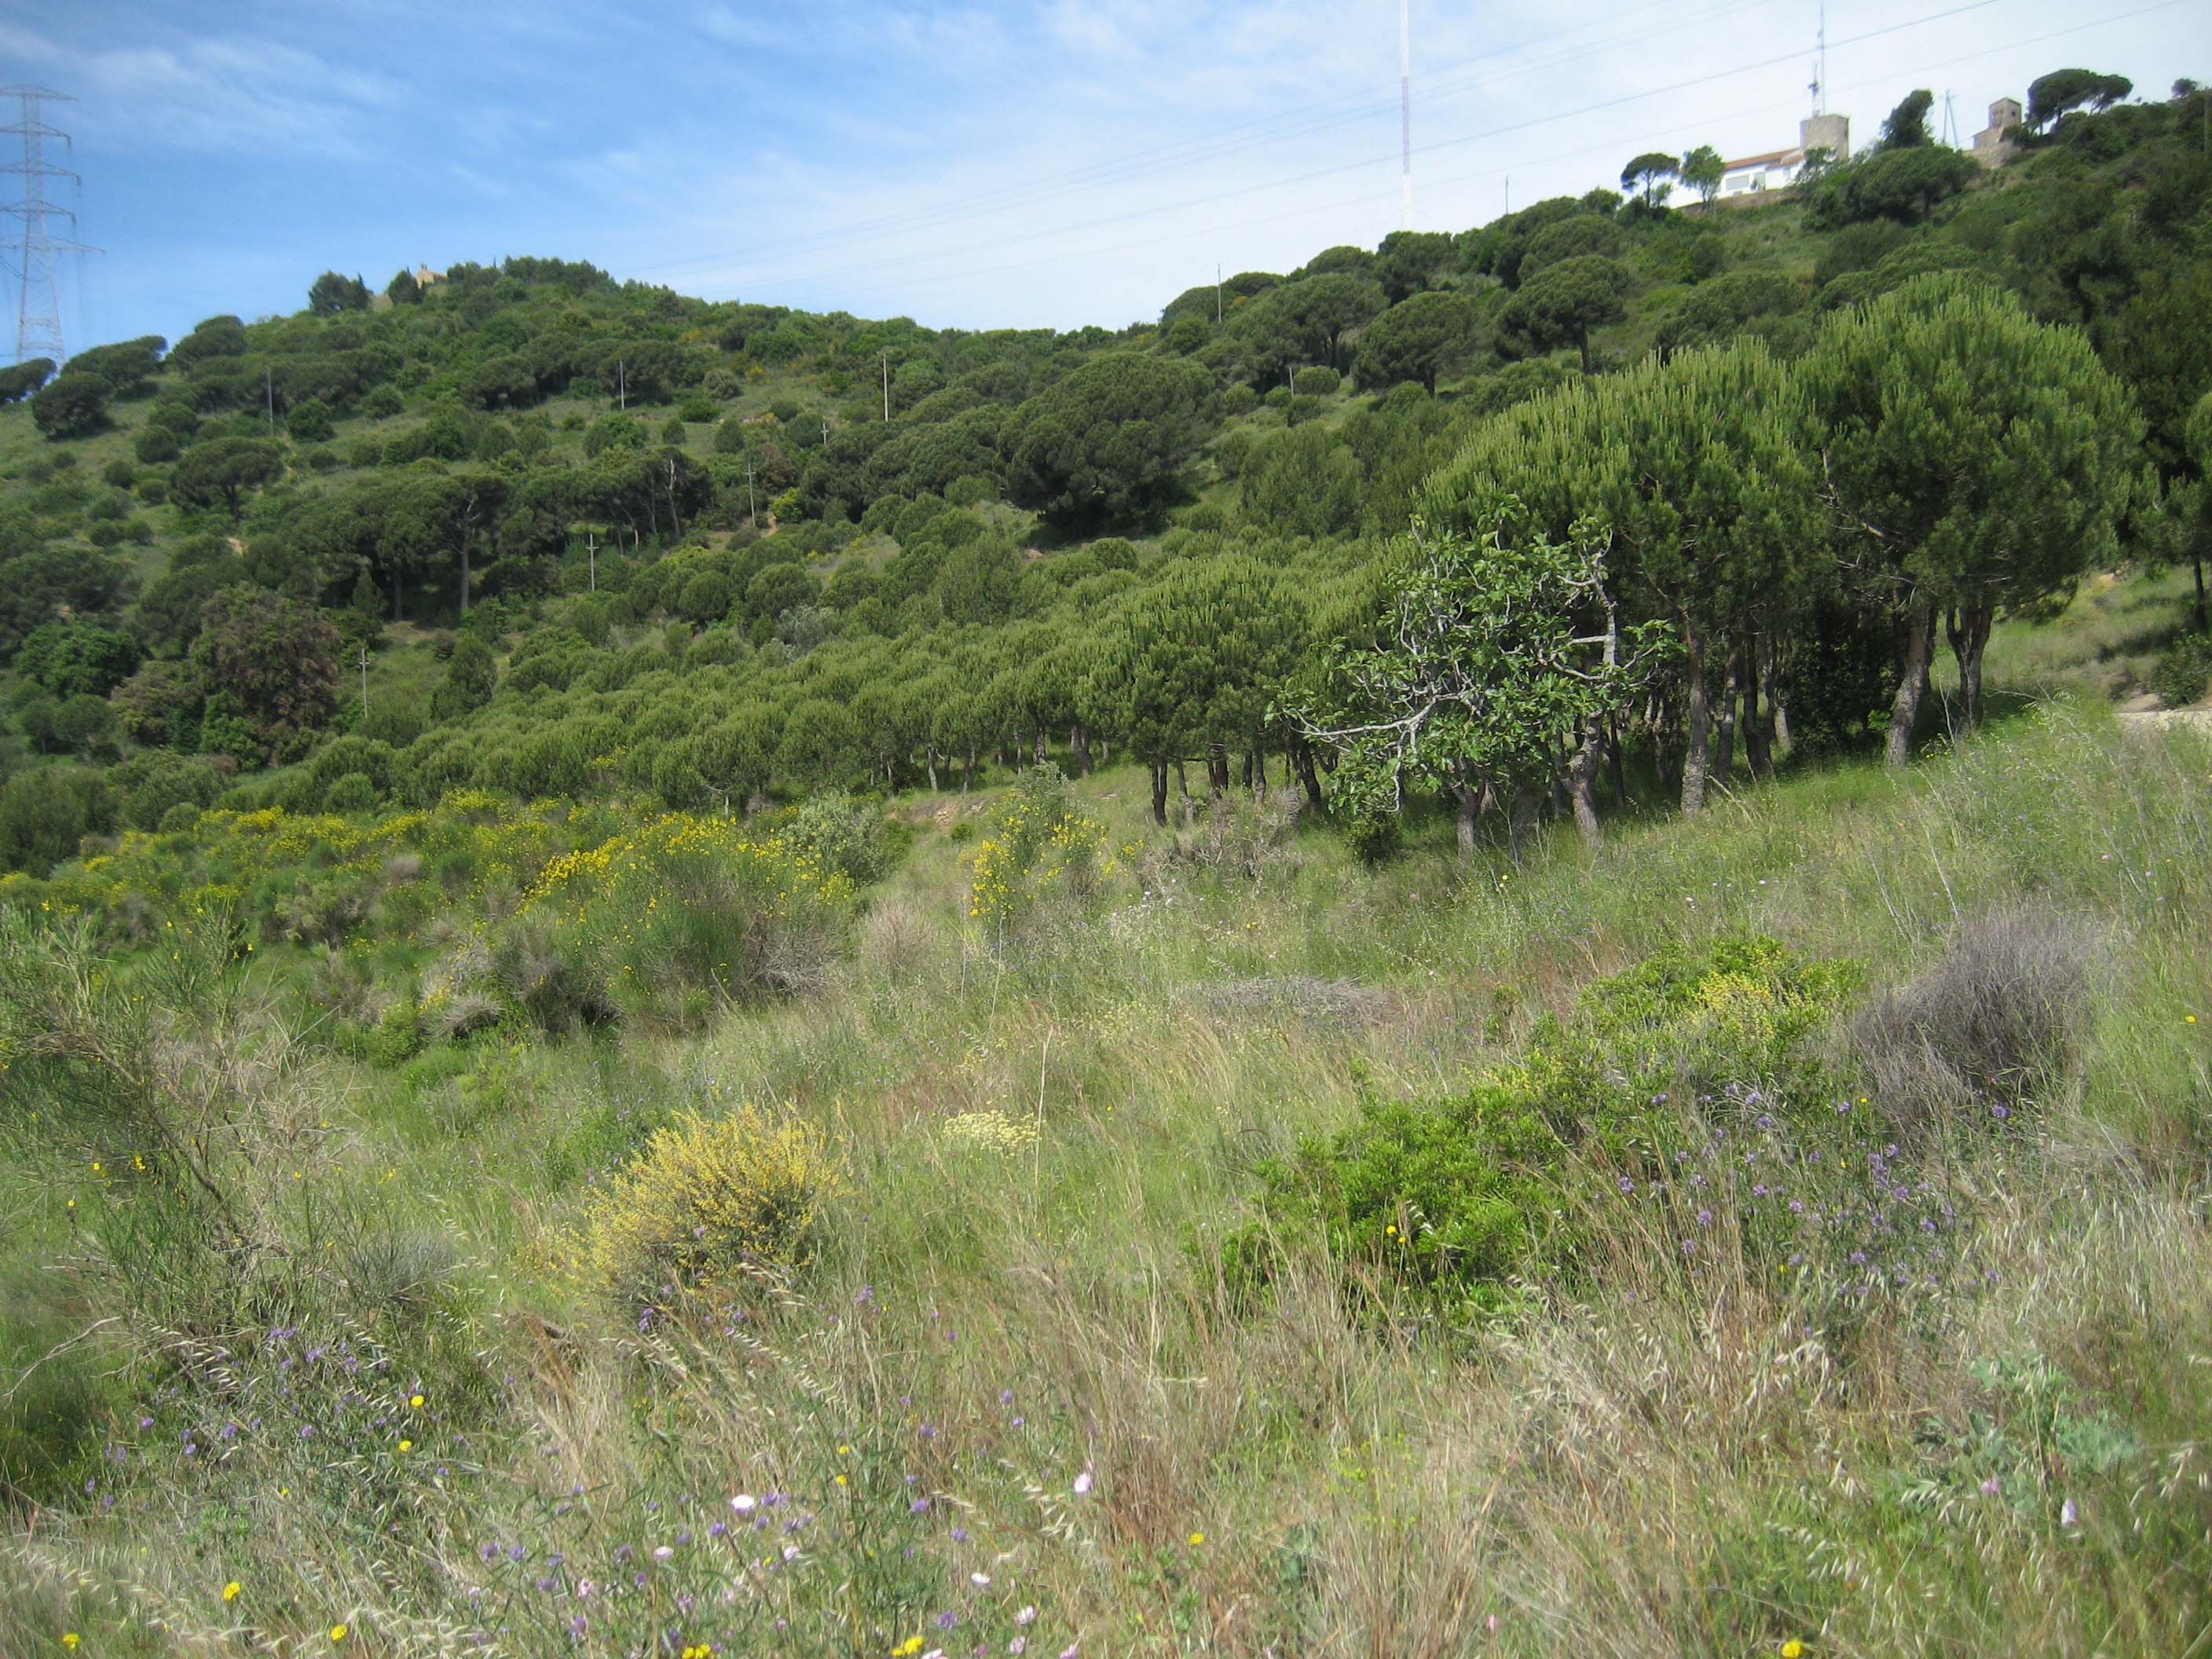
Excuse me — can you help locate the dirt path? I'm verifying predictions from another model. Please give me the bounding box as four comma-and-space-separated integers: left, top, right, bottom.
2115, 708, 2212, 731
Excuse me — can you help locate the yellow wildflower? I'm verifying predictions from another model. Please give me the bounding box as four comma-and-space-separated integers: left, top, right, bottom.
223, 1580, 241, 1602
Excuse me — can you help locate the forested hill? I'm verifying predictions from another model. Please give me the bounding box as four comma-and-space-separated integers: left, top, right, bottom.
2, 72, 2210, 873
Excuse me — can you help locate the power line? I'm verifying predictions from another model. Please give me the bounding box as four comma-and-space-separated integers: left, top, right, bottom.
780, 0, 2186, 315
624, 0, 1752, 284
1, 85, 97, 365
652, 0, 2013, 302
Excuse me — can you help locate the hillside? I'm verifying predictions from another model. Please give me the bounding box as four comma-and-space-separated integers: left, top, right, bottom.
2, 69, 2212, 1658
1, 79, 2209, 870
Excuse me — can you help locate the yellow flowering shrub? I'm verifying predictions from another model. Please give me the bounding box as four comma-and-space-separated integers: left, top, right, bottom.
584, 1107, 845, 1305
965, 767, 1108, 930
520, 813, 854, 1028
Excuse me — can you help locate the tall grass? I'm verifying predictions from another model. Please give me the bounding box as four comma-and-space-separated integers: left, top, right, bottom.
3, 703, 2210, 1655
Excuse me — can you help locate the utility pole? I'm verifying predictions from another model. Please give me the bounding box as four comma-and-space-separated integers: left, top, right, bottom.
2, 86, 96, 364
744, 454, 757, 526
1942, 90, 1959, 147
357, 645, 370, 723
587, 527, 597, 593
617, 358, 626, 410
1398, 0, 1414, 230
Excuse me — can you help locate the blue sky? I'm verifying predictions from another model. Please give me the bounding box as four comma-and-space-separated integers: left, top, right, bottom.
4, 0, 2205, 357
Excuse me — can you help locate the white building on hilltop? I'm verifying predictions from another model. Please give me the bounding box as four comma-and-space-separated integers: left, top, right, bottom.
1717, 112, 1851, 200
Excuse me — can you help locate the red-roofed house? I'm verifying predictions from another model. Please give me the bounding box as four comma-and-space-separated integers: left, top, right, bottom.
1716, 113, 1850, 200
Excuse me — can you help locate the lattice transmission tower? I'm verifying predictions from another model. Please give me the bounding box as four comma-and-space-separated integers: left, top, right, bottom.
2, 85, 95, 365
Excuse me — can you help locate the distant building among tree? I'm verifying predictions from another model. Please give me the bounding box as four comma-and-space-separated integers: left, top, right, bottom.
1716, 113, 1851, 200
1972, 97, 2023, 167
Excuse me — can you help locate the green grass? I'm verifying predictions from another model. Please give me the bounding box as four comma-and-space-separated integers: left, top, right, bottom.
5, 608, 2212, 1654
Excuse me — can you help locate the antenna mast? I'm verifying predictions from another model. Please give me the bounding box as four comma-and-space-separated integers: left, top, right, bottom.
1, 86, 94, 365
1809, 0, 1827, 116
1398, 0, 1413, 229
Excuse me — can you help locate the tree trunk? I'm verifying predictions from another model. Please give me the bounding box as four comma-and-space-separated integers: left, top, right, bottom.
1294, 738, 1325, 813
1742, 631, 1773, 779
1070, 721, 1091, 776
1035, 727, 1049, 768
1764, 643, 1791, 762
458, 540, 471, 618
1149, 759, 1169, 826
925, 747, 939, 793
1886, 599, 1936, 767
1606, 716, 1628, 808
1945, 601, 1994, 731
1207, 742, 1229, 798
1252, 749, 1267, 799
1680, 627, 1711, 815
963, 745, 976, 795
1174, 759, 1192, 816
1240, 751, 1254, 790
1712, 646, 1739, 789
1567, 722, 1604, 848
1507, 785, 1539, 863
391, 566, 404, 624
2195, 555, 2208, 635
1455, 768, 1482, 855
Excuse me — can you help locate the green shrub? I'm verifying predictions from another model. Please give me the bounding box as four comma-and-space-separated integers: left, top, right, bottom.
111, 750, 224, 831
777, 791, 900, 884
335, 999, 423, 1068
322, 771, 378, 813
1223, 936, 1861, 1318
2151, 631, 2212, 707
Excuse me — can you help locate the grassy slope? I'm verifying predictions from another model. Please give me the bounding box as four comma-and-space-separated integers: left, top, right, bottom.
5, 588, 2211, 1655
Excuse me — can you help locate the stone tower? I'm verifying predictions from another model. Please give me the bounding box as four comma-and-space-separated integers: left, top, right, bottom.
1972, 98, 2022, 167
1800, 112, 1850, 162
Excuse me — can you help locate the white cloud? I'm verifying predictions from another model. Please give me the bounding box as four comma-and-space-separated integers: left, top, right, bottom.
0, 20, 405, 160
